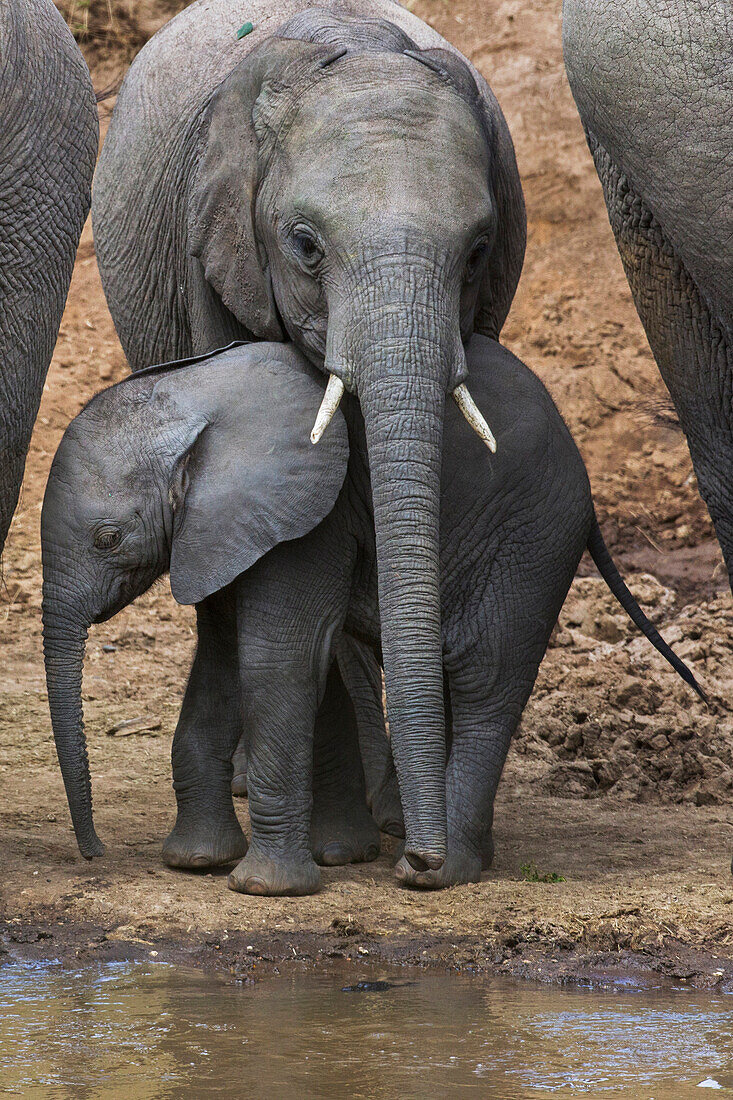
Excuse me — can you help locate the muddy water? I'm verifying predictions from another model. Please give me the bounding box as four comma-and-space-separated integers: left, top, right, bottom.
1, 961, 733, 1098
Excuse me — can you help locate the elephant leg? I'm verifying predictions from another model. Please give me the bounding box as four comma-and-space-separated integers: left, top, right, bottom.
396, 679, 519, 890
396, 527, 577, 889
163, 588, 247, 870
228, 520, 352, 897
310, 661, 381, 866
231, 735, 249, 798
589, 134, 733, 589
228, 657, 322, 897
336, 635, 404, 837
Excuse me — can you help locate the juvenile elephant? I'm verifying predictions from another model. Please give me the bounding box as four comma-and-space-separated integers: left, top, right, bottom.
0, 0, 97, 560
92, 0, 525, 872
41, 338, 701, 892
563, 1, 733, 590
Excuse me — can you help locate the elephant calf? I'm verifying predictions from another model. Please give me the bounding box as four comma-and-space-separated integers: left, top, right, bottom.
41, 339, 701, 894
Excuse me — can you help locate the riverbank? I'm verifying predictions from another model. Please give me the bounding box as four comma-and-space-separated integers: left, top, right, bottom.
2, 782, 733, 989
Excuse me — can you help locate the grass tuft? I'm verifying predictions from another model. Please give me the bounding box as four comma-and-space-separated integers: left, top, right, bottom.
519, 861, 565, 884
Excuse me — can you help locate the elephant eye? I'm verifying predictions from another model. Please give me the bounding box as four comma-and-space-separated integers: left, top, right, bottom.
291, 228, 324, 271
94, 525, 122, 551
465, 239, 490, 283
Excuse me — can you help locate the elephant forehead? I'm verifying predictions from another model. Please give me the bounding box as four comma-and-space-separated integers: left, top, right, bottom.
278, 63, 491, 227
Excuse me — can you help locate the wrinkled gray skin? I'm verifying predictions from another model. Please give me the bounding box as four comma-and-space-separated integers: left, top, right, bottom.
42, 338, 589, 893
563, 1, 733, 589
91, 0, 525, 872
0, 0, 97, 561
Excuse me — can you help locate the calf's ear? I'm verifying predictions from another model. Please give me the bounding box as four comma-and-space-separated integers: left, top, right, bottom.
167, 347, 349, 605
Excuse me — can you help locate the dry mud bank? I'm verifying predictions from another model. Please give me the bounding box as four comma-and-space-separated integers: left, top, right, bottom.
3, 573, 733, 988
0, 0, 728, 984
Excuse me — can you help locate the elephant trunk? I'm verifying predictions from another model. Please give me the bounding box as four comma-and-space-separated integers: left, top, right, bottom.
327, 269, 463, 871
42, 577, 103, 859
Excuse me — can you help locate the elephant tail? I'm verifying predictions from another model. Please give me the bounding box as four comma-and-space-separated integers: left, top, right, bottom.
586, 512, 707, 702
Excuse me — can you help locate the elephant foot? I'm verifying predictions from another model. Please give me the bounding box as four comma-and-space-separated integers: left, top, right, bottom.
228, 847, 320, 897
370, 777, 405, 838
162, 813, 247, 870
395, 844, 482, 890
231, 771, 248, 798
310, 797, 380, 866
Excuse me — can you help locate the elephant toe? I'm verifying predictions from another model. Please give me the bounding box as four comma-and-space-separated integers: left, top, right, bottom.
320, 841, 356, 866
310, 800, 381, 866
162, 815, 247, 871
231, 772, 248, 798
395, 846, 482, 890
228, 849, 321, 897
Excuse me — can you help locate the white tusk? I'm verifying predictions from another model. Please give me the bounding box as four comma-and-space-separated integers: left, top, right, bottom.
310, 374, 345, 444
452, 383, 497, 453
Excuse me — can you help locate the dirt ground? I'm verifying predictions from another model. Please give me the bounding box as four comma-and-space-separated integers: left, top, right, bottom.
2, 0, 732, 986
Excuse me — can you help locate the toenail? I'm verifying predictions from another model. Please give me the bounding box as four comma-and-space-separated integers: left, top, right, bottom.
321, 843, 351, 866
245, 877, 268, 895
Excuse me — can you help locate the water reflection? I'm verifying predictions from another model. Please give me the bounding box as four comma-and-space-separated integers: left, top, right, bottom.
0, 958, 732, 1097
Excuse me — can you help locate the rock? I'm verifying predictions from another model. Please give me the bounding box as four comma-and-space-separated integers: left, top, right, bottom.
106, 717, 163, 737
609, 678, 662, 715
593, 612, 624, 643
542, 761, 597, 799
564, 727, 583, 752
591, 759, 617, 789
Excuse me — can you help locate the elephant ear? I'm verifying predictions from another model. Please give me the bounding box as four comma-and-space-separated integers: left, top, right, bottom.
188, 37, 329, 340
167, 346, 349, 605
411, 48, 526, 340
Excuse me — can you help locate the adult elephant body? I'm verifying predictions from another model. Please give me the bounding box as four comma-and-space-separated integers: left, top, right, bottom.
563, 1, 733, 588
0, 0, 97, 558
92, 0, 525, 871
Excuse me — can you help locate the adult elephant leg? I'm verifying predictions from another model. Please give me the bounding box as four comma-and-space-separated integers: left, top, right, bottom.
397, 524, 578, 889
310, 660, 380, 866
589, 135, 733, 590
395, 664, 522, 890
162, 588, 247, 869
336, 635, 404, 838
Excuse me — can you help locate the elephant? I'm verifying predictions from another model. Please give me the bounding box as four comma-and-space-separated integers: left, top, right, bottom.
41, 337, 701, 892
0, 0, 97, 561
562, 1, 733, 590
91, 0, 527, 872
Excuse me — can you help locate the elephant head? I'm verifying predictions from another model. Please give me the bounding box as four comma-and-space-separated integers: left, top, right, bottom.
187, 15, 525, 869
41, 344, 348, 858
